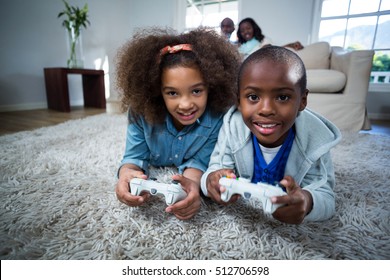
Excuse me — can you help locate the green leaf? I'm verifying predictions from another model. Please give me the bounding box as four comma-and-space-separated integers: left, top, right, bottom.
58, 0, 90, 34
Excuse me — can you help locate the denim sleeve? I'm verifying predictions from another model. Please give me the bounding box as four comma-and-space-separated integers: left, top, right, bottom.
120, 120, 150, 174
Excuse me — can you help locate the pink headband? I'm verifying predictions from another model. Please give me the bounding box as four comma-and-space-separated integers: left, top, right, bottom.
160, 44, 193, 56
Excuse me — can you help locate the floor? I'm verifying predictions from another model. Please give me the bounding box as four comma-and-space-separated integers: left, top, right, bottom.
360, 119, 390, 136
0, 102, 122, 136
0, 103, 389, 137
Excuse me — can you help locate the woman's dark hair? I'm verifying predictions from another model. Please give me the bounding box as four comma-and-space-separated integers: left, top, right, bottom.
237, 17, 265, 44
115, 27, 241, 124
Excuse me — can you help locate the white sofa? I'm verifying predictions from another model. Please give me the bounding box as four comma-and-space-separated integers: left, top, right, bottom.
293, 42, 374, 131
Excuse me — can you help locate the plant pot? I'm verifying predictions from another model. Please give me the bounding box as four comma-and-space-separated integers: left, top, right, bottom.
66, 27, 84, 68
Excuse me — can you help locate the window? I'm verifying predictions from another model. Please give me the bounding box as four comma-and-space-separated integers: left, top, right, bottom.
318, 0, 390, 86
186, 0, 238, 33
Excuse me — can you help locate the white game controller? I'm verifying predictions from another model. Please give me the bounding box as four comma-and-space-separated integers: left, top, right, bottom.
219, 176, 287, 213
130, 178, 187, 205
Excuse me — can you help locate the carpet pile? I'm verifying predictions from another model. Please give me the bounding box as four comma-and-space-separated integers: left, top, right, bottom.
0, 113, 389, 259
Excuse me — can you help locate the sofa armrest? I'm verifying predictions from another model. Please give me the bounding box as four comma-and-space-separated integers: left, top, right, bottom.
330, 47, 374, 102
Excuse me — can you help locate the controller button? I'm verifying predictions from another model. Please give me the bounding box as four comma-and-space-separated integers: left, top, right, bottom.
150, 188, 157, 195
244, 192, 251, 199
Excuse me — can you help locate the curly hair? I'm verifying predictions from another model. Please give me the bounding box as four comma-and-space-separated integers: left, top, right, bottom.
115, 27, 241, 124
237, 17, 265, 45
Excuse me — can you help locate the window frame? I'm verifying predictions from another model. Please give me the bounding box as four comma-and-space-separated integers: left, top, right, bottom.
185, 0, 239, 33
312, 0, 390, 92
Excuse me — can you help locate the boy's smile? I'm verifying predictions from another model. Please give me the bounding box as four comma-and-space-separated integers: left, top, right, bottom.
238, 60, 308, 148
161, 66, 208, 131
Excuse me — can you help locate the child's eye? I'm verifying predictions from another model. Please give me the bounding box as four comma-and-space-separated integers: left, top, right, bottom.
247, 94, 259, 101
166, 91, 177, 96
192, 89, 202, 95
277, 95, 290, 101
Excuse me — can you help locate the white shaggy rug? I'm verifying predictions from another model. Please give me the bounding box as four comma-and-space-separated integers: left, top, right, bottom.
0, 113, 389, 260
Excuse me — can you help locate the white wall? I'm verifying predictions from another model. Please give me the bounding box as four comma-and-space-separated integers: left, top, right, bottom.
1, 0, 388, 119
240, 0, 315, 46
0, 0, 178, 111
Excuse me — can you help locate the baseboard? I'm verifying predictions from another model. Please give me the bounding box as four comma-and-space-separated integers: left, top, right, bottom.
368, 113, 390, 120
369, 83, 390, 93
0, 100, 84, 112
0, 102, 47, 112
106, 96, 120, 102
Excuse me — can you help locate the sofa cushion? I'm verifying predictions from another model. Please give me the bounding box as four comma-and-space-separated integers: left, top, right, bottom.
295, 41, 331, 69
307, 69, 347, 93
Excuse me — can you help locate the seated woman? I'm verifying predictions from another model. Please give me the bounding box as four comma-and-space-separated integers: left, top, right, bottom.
237, 17, 303, 60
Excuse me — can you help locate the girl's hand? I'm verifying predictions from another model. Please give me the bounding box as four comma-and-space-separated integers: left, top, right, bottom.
206, 169, 240, 204
165, 174, 201, 220
271, 175, 313, 224
115, 164, 149, 207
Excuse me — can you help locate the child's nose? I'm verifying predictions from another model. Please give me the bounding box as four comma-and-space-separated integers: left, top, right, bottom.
179, 96, 193, 109
258, 99, 275, 116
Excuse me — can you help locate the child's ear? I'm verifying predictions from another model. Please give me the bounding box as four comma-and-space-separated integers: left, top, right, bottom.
299, 89, 309, 111
237, 98, 242, 111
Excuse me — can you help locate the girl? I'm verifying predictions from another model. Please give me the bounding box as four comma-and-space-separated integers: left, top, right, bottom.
237, 17, 272, 60
237, 17, 303, 60
115, 27, 240, 220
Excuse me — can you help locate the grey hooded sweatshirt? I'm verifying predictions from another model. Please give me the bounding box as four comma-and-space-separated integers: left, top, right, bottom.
201, 106, 342, 222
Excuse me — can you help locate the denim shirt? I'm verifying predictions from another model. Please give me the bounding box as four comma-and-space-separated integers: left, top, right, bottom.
120, 108, 224, 175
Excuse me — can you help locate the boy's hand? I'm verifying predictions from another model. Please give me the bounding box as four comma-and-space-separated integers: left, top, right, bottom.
206, 169, 240, 204
116, 165, 149, 207
271, 175, 313, 224
165, 174, 201, 220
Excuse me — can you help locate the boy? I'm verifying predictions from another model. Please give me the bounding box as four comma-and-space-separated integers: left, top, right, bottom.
200, 46, 341, 224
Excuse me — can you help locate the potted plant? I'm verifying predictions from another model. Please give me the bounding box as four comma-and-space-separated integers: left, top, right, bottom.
58, 0, 90, 68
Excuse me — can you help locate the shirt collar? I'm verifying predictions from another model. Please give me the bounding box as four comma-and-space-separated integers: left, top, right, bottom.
195, 108, 212, 128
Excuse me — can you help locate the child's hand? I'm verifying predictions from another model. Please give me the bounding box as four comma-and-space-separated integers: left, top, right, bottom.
116, 165, 149, 207
271, 175, 313, 224
206, 169, 240, 204
165, 174, 201, 220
